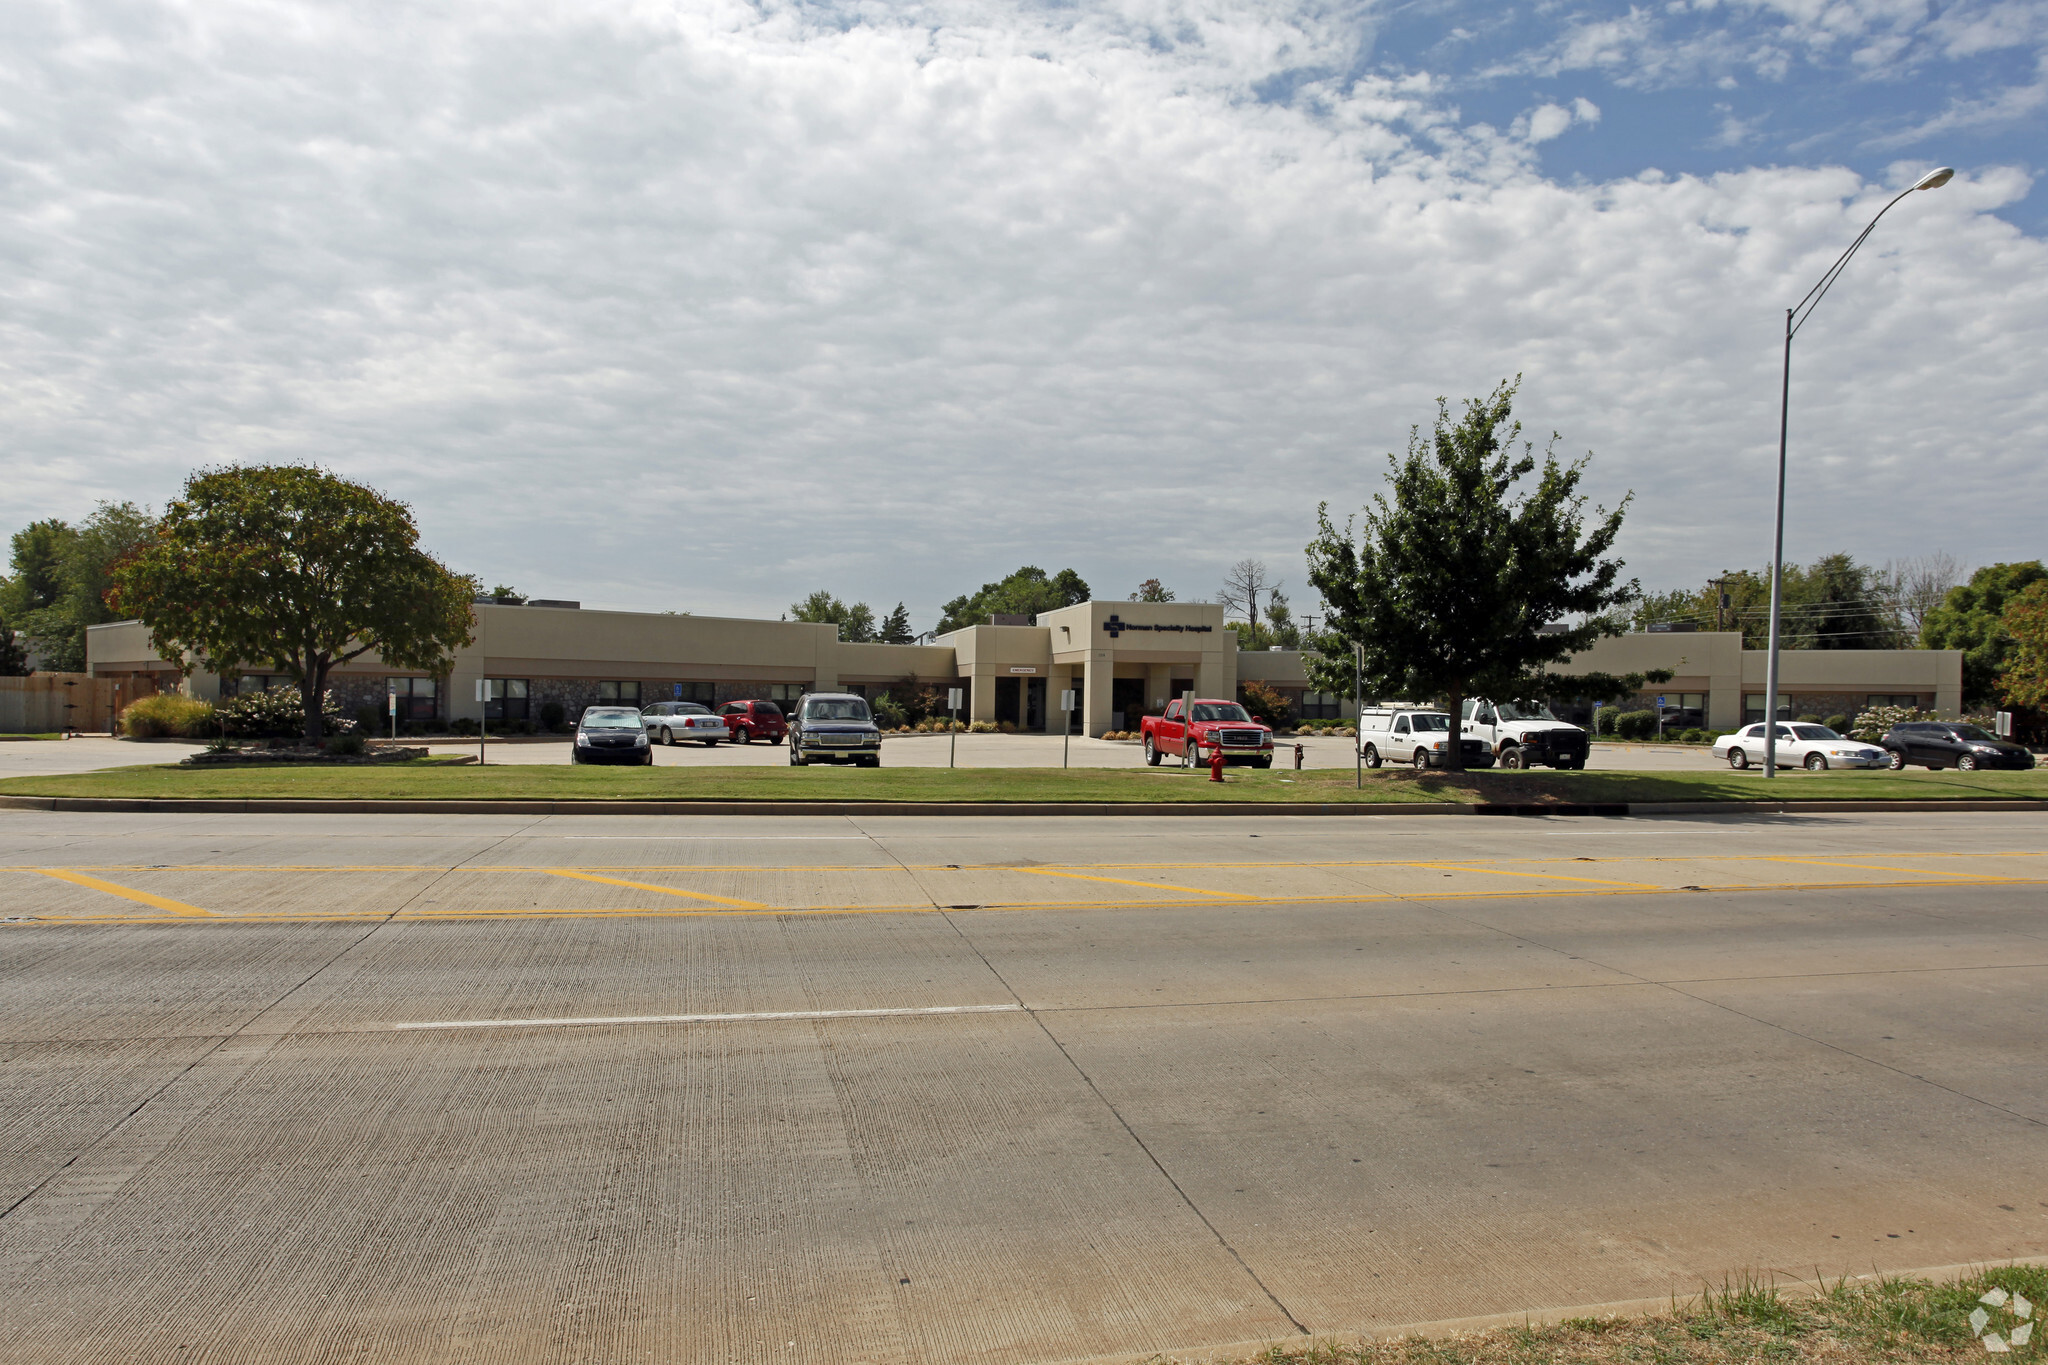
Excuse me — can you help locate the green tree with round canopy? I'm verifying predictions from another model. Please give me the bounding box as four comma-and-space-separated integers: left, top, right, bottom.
110, 465, 478, 743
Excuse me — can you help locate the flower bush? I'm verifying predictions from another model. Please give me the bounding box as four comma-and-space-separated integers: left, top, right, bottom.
215, 686, 354, 739
1849, 705, 1931, 743
121, 693, 217, 738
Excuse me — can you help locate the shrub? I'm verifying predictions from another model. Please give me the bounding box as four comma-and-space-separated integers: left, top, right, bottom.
508, 718, 536, 735
540, 701, 566, 732
325, 731, 366, 756
996, 720, 1016, 734
1239, 680, 1293, 730
1795, 713, 1822, 725
1614, 709, 1658, 740
121, 693, 218, 738
968, 719, 998, 733
872, 692, 907, 730
1850, 705, 1930, 743
450, 716, 479, 736
1594, 705, 1620, 735
215, 686, 353, 739
1680, 727, 1709, 744
1824, 713, 1848, 733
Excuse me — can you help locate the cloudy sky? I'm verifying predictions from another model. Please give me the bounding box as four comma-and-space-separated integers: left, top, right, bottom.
5, 0, 2045, 629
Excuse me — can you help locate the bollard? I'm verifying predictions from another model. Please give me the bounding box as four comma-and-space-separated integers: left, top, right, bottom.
1293, 743, 1303, 770
1209, 746, 1226, 782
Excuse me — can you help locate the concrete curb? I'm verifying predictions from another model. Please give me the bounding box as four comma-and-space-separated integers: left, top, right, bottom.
2, 795, 2044, 817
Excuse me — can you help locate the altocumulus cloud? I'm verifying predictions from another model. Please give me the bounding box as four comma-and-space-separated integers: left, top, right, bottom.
2, 0, 2044, 621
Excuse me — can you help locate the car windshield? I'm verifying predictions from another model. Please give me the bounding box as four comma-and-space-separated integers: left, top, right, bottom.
1791, 725, 1841, 740
1951, 724, 1996, 742
1192, 704, 1250, 722
804, 698, 871, 722
1495, 702, 1557, 721
1407, 714, 1450, 731
581, 709, 641, 729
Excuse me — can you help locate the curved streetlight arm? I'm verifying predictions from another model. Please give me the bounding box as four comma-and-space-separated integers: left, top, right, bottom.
1763, 168, 1950, 778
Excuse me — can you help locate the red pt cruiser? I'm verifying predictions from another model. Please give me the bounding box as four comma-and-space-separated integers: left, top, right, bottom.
718, 699, 788, 745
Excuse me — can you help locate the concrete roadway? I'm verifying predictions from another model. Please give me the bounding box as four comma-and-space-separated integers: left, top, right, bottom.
2, 809, 2045, 1365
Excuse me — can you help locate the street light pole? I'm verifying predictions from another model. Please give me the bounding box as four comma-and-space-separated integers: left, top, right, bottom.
1763, 165, 1953, 778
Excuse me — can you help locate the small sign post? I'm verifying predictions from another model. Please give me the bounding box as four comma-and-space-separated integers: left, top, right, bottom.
1060, 688, 1076, 768
947, 687, 963, 768
388, 680, 398, 741
1656, 694, 1667, 739
1354, 642, 1363, 790
475, 678, 488, 765
1997, 710, 2014, 738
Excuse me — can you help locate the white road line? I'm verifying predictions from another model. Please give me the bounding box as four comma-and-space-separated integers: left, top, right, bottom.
552, 835, 874, 841
390, 1003, 1024, 1031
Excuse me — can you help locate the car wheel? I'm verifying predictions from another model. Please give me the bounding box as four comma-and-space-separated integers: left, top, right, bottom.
860, 756, 880, 768
1184, 740, 1200, 769
789, 742, 806, 767
1728, 748, 1749, 770
702, 738, 718, 747
1958, 754, 1979, 771
1144, 736, 1160, 766
642, 751, 654, 766
1363, 744, 1381, 769
1255, 757, 1272, 770
1886, 750, 1905, 770
1411, 748, 1429, 769
731, 727, 749, 745
1499, 746, 1523, 770
1804, 752, 1827, 771
659, 727, 673, 746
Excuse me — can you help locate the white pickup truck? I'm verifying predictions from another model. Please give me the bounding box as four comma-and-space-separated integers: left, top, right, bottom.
1358, 706, 1494, 770
1459, 699, 1590, 770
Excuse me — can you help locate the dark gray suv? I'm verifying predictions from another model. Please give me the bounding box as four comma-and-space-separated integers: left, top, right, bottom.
788, 693, 883, 768
1882, 722, 2034, 771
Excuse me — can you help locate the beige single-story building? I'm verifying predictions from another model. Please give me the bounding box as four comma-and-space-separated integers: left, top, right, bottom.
87, 600, 1961, 735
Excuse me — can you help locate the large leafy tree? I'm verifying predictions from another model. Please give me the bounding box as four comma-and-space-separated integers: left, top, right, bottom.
0, 616, 28, 676
879, 602, 915, 644
1921, 561, 2047, 706
935, 565, 1089, 634
109, 465, 478, 742
1630, 554, 1904, 648
1997, 580, 2048, 712
1304, 380, 1645, 771
1, 506, 156, 671
789, 590, 878, 642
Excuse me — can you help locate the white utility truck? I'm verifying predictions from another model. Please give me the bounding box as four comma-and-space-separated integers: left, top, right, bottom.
1357, 706, 1494, 770
1458, 698, 1590, 769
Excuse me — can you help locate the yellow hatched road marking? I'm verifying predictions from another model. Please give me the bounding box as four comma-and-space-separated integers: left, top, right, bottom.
1756, 855, 2034, 881
1403, 862, 1664, 890
36, 869, 215, 917
543, 869, 769, 909
1017, 868, 1261, 899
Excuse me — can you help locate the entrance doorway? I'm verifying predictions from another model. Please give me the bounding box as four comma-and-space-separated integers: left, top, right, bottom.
1025, 678, 1046, 732
1110, 678, 1146, 731
995, 676, 1021, 728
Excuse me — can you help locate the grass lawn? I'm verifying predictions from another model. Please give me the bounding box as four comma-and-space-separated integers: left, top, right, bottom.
1239, 1264, 2047, 1363
0, 733, 64, 742
2, 759, 2045, 804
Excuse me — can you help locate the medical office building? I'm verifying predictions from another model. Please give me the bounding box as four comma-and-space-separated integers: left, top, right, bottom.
87, 598, 1961, 735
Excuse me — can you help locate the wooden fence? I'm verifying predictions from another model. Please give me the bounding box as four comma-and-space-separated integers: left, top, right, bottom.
0, 674, 123, 733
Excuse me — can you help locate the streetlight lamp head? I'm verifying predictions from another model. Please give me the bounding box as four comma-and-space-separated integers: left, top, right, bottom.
1914, 166, 1955, 190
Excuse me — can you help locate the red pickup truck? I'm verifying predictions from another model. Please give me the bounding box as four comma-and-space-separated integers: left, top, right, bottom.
1141, 698, 1276, 769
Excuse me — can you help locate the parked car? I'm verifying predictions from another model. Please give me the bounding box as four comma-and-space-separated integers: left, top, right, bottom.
641, 701, 728, 746
718, 699, 787, 745
1714, 722, 1887, 770
788, 693, 882, 767
1459, 698, 1589, 769
1881, 721, 2036, 771
1357, 706, 1493, 770
1140, 698, 1276, 768
572, 706, 652, 765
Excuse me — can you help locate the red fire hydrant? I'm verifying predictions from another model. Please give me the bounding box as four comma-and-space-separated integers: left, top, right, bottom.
1209, 744, 1226, 782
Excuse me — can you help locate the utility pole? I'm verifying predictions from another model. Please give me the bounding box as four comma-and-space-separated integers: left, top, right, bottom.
1707, 573, 1736, 632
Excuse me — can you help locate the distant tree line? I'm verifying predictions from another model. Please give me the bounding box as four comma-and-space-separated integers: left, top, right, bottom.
0, 503, 157, 673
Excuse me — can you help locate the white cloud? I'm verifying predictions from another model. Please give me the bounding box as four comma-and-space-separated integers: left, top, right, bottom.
1, 0, 2045, 624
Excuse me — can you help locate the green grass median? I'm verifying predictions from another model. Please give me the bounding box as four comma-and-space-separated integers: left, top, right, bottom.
3, 760, 2045, 804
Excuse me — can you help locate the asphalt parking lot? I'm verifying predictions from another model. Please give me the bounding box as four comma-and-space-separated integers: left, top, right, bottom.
3, 807, 2044, 1364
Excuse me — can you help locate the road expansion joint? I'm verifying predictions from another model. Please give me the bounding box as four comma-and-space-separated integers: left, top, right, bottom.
931, 904, 1312, 1338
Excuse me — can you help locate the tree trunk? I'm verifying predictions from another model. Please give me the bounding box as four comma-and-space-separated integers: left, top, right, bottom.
1444, 688, 1466, 773
303, 661, 328, 744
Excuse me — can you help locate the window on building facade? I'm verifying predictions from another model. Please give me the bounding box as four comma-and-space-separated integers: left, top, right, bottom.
484, 678, 529, 722
1657, 692, 1707, 729
1297, 691, 1342, 720
1743, 693, 1792, 722
390, 677, 437, 721
1866, 694, 1920, 709
222, 674, 288, 697
598, 680, 642, 705
765, 683, 806, 703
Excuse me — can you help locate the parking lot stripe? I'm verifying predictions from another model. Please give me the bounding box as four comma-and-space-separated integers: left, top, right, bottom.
391, 1003, 1023, 1031
1403, 862, 1664, 890
1756, 855, 2033, 880
542, 868, 770, 908
36, 869, 215, 917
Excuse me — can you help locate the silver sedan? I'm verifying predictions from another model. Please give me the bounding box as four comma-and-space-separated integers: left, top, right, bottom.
642, 702, 729, 746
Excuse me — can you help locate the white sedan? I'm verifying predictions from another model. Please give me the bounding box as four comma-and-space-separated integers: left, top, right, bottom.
641, 701, 729, 746
1714, 722, 1888, 771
